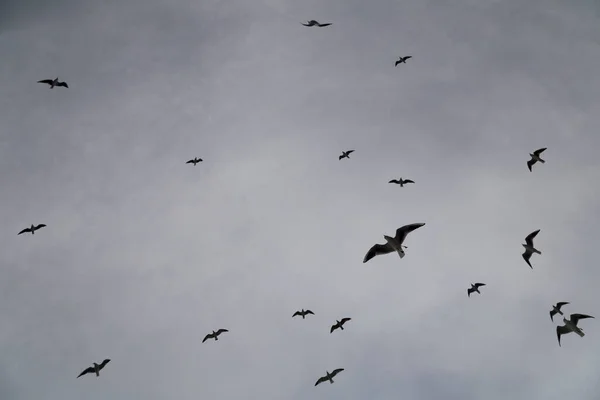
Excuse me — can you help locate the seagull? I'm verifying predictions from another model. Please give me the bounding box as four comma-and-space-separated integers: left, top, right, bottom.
556, 313, 594, 347
77, 359, 111, 378
550, 302, 570, 322
330, 318, 351, 333
467, 283, 486, 297
522, 229, 541, 269
339, 150, 354, 160
314, 368, 344, 386
18, 224, 46, 235
292, 309, 315, 319
302, 20, 332, 27
527, 148, 547, 172
37, 77, 68, 89
388, 178, 415, 187
202, 329, 228, 343
395, 56, 412, 66
186, 157, 203, 166
363, 222, 425, 263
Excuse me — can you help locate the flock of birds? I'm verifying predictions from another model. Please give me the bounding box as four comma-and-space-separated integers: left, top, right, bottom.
21, 17, 594, 389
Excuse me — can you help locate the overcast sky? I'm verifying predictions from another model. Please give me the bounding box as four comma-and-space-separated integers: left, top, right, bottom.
1, 0, 600, 399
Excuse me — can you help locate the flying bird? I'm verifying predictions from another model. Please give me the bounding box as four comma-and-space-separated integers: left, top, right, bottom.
550, 302, 570, 322
395, 56, 412, 66
339, 150, 354, 160
202, 329, 228, 343
37, 77, 68, 88
556, 313, 594, 347
363, 222, 425, 263
18, 224, 46, 235
527, 148, 547, 172
330, 318, 351, 333
292, 309, 315, 319
315, 368, 344, 386
522, 229, 541, 269
467, 283, 486, 297
77, 359, 111, 378
186, 157, 203, 166
389, 178, 415, 187
302, 20, 332, 27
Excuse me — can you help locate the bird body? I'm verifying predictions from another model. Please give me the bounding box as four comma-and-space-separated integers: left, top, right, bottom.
339, 150, 354, 160
388, 178, 415, 187
467, 283, 486, 297
556, 313, 594, 346
363, 222, 425, 263
302, 20, 332, 27
77, 359, 111, 378
522, 229, 541, 268
315, 368, 344, 386
38, 77, 68, 88
18, 224, 46, 235
293, 309, 315, 319
186, 157, 203, 166
550, 302, 569, 321
330, 317, 351, 333
202, 329, 228, 343
527, 148, 547, 171
395, 56, 412, 66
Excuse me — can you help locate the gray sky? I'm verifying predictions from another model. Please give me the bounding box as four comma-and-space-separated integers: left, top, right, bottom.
1, 0, 599, 399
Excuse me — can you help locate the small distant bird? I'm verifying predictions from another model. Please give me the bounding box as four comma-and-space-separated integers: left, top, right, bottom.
550, 302, 570, 322
302, 20, 332, 27
467, 283, 486, 297
522, 229, 541, 269
37, 77, 68, 89
77, 359, 111, 378
339, 150, 354, 160
556, 313, 595, 347
395, 56, 412, 66
186, 157, 203, 166
202, 329, 228, 343
292, 309, 315, 319
527, 148, 547, 172
389, 178, 415, 187
363, 222, 425, 263
18, 224, 46, 235
330, 318, 351, 333
314, 368, 344, 386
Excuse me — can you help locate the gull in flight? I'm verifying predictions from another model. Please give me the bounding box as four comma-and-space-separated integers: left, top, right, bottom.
315, 368, 344, 386
522, 229, 541, 269
363, 222, 425, 263
527, 148, 547, 172
186, 157, 203, 166
550, 302, 570, 322
18, 224, 46, 235
302, 20, 332, 27
388, 178, 415, 187
395, 56, 412, 66
556, 313, 594, 347
467, 283, 486, 297
37, 77, 68, 89
339, 150, 354, 160
330, 317, 351, 333
292, 309, 315, 319
77, 359, 111, 378
202, 329, 228, 343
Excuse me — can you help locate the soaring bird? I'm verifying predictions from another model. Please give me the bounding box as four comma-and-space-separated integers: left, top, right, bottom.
363, 222, 425, 263
330, 318, 351, 333
388, 178, 415, 187
18, 224, 46, 235
302, 20, 332, 27
467, 283, 486, 297
522, 229, 541, 269
37, 77, 68, 88
314, 368, 344, 386
339, 150, 354, 160
395, 56, 412, 66
550, 302, 570, 322
527, 148, 547, 172
202, 329, 228, 343
556, 313, 595, 347
186, 157, 203, 166
77, 359, 111, 378
292, 309, 315, 319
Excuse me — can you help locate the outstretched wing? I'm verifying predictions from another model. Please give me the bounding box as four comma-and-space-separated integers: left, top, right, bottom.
467, 287, 474, 297
216, 329, 229, 335
77, 367, 94, 378
570, 314, 594, 326
474, 283, 486, 288
525, 230, 540, 246
394, 222, 426, 244
363, 243, 393, 263
346, 150, 355, 155
98, 359, 111, 369
37, 79, 53, 85
292, 311, 301, 317
34, 224, 46, 230
395, 60, 401, 67
403, 179, 415, 184
522, 251, 533, 269
340, 317, 351, 324
202, 334, 212, 343
550, 309, 557, 321
389, 180, 399, 184
330, 368, 344, 377
403, 56, 413, 61
315, 376, 327, 386
186, 160, 194, 164
533, 148, 547, 156
318, 23, 332, 27
57, 82, 69, 88
556, 325, 571, 346
305, 310, 314, 315
527, 159, 535, 172
556, 302, 569, 308
330, 324, 337, 333
17, 228, 31, 235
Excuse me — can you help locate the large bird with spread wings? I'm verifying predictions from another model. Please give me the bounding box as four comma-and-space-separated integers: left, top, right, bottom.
522, 229, 541, 269
77, 359, 111, 378
527, 148, 547, 172
556, 313, 594, 347
292, 309, 315, 319
363, 223, 425, 263
202, 329, 228, 343
315, 368, 344, 386
18, 224, 46, 235
302, 20, 332, 27
38, 77, 68, 88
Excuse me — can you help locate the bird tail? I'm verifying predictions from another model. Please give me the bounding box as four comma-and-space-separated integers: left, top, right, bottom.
539, 158, 545, 163
396, 249, 405, 259
534, 249, 542, 255
576, 330, 585, 337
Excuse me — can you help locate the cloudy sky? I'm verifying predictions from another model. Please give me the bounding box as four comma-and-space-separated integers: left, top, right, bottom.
1, 0, 600, 399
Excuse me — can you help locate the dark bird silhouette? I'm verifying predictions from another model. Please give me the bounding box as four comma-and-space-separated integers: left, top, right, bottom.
330, 318, 351, 333
339, 150, 354, 160
550, 302, 570, 322
302, 20, 332, 27
292, 309, 315, 319
527, 148, 547, 172
522, 229, 541, 269
18, 224, 46, 235
38, 78, 68, 88
315, 368, 344, 386
363, 222, 425, 263
467, 283, 486, 297
186, 157, 203, 166
388, 178, 415, 187
77, 359, 111, 378
556, 313, 594, 347
395, 56, 412, 66
202, 329, 228, 343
